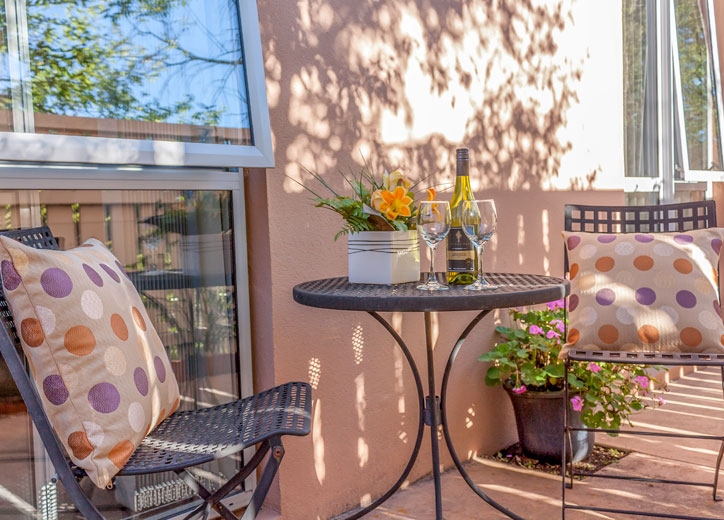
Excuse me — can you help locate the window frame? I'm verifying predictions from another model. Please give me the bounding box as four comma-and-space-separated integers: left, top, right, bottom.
623, 0, 724, 202
0, 1, 273, 168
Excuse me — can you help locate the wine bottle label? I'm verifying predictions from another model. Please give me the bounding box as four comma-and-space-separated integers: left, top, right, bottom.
447, 227, 476, 272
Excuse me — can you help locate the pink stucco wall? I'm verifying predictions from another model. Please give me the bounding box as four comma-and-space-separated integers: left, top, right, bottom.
248, 1, 625, 518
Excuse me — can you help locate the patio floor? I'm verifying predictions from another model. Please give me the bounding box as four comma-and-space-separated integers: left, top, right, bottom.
359, 366, 724, 520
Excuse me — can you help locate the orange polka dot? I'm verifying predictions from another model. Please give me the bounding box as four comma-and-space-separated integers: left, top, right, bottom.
633, 255, 654, 271
567, 328, 580, 344
595, 257, 615, 272
170, 396, 180, 415
64, 325, 96, 356
569, 264, 579, 279
21, 318, 44, 347
67, 431, 93, 459
680, 327, 703, 348
598, 324, 619, 344
108, 440, 135, 469
673, 258, 693, 274
132, 307, 146, 331
110, 313, 129, 341
637, 324, 660, 344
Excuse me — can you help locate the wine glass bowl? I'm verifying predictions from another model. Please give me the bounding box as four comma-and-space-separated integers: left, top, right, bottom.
417, 201, 451, 291
461, 199, 497, 290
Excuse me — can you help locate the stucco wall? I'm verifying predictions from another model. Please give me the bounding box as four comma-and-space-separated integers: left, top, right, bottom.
250, 1, 625, 518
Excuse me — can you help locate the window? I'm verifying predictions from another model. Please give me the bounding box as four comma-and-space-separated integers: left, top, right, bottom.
0, 0, 272, 167
0, 0, 265, 517
623, 0, 724, 203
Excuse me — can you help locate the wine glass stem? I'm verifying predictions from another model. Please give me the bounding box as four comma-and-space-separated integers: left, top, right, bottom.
477, 243, 485, 285
428, 244, 437, 283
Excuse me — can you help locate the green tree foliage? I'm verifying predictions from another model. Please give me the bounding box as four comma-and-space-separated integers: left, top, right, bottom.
1, 0, 239, 125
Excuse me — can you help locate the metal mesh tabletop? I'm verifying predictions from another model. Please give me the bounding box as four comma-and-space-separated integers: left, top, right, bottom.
293, 273, 569, 312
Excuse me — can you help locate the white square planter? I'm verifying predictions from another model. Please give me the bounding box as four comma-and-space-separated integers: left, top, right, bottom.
347, 231, 420, 284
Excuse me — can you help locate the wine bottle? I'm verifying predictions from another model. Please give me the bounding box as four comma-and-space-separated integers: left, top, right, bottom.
446, 147, 478, 285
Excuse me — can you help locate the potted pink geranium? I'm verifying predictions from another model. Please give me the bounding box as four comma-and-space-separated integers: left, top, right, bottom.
479, 299, 668, 462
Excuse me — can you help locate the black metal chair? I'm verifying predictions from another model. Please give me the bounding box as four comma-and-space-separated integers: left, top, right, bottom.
0, 226, 312, 520
562, 201, 724, 519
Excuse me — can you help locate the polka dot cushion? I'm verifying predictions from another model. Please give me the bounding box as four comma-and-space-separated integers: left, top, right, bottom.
0, 236, 180, 489
562, 229, 724, 355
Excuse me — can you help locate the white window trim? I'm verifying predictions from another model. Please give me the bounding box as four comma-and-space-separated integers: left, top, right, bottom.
0, 1, 273, 168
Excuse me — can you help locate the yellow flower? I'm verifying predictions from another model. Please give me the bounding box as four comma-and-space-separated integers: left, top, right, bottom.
372, 186, 413, 220
383, 169, 411, 191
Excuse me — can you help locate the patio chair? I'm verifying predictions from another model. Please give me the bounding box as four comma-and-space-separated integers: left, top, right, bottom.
561, 200, 724, 519
0, 226, 312, 520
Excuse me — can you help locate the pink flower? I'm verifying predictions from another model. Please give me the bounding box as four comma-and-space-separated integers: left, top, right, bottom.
658, 396, 666, 406
551, 319, 566, 333
636, 375, 650, 388
546, 330, 560, 339
547, 299, 564, 311
529, 325, 544, 335
512, 385, 527, 395
588, 363, 602, 373
570, 395, 584, 412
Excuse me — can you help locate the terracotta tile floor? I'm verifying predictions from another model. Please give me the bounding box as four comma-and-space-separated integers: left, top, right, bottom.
354, 367, 724, 519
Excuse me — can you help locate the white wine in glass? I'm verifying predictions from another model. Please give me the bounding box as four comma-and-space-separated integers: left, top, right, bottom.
417, 201, 451, 291
461, 199, 497, 290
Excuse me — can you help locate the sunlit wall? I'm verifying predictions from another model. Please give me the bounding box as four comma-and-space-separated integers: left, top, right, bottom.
251, 0, 625, 518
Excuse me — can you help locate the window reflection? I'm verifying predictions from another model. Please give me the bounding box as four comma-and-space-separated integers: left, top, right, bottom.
0, 188, 241, 518
1, 0, 251, 145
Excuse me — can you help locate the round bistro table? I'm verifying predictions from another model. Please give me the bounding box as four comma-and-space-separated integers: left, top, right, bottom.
293, 272, 570, 520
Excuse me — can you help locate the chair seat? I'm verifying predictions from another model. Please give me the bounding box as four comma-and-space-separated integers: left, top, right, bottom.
121, 381, 311, 475
565, 349, 724, 366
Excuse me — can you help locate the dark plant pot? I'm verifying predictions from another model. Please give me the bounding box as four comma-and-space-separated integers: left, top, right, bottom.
504, 385, 594, 464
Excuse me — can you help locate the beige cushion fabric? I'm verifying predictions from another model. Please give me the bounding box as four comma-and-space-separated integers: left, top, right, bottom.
0, 236, 180, 488
562, 229, 724, 356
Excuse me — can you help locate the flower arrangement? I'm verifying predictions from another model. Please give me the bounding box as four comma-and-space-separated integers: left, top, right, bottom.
479, 299, 668, 431
294, 162, 436, 240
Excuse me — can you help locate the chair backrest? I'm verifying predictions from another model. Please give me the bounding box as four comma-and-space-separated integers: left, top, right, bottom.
564, 200, 717, 233
564, 200, 717, 272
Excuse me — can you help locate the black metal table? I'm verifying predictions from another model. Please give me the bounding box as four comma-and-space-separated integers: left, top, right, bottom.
293, 272, 570, 519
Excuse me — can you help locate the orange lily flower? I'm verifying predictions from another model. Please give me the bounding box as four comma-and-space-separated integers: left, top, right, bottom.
373, 186, 413, 220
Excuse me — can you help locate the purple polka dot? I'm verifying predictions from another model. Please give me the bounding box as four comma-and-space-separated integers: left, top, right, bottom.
134, 367, 149, 396
597, 235, 616, 243
82, 264, 103, 287
87, 382, 120, 413
100, 264, 121, 283
1, 260, 21, 291
712, 239, 722, 256
40, 268, 73, 298
115, 260, 131, 279
673, 234, 694, 245
567, 236, 581, 250
635, 234, 654, 243
595, 288, 616, 306
676, 290, 697, 309
43, 375, 69, 406
635, 287, 657, 306
154, 356, 166, 383
714, 300, 722, 318
569, 294, 579, 312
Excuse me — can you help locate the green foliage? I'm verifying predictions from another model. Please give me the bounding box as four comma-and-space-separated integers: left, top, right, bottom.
291, 160, 434, 240
479, 301, 668, 432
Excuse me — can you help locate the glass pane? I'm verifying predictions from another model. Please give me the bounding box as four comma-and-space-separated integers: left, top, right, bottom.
674, 0, 723, 171
1, 0, 251, 145
623, 0, 653, 177
0, 189, 242, 518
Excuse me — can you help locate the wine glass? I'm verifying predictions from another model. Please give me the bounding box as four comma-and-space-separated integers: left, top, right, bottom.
417, 201, 451, 291
461, 199, 497, 290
